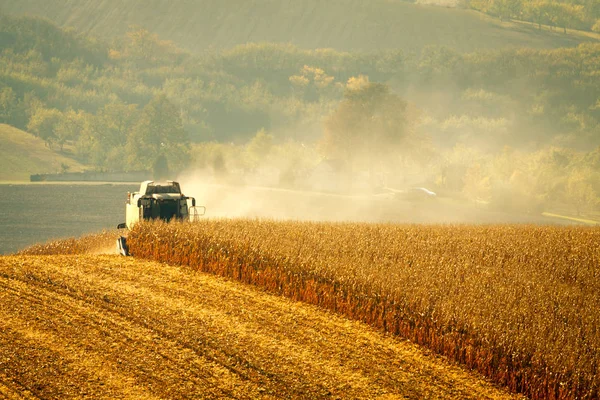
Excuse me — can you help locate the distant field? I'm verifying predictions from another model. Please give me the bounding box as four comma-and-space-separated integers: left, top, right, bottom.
0, 254, 517, 399
129, 220, 600, 399
1, 0, 596, 53
0, 124, 85, 182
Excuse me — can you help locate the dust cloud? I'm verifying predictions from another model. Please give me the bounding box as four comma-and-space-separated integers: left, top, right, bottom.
90, 245, 120, 255
174, 80, 593, 227
177, 169, 567, 225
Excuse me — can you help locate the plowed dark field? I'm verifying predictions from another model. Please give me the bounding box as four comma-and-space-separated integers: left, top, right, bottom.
0, 255, 517, 399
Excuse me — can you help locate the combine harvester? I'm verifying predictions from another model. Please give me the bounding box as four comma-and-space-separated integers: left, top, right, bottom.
116, 180, 205, 255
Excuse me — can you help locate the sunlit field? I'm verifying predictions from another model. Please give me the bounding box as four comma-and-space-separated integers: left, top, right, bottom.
128, 220, 600, 399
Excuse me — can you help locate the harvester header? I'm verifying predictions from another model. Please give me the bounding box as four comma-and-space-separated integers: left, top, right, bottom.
117, 180, 205, 255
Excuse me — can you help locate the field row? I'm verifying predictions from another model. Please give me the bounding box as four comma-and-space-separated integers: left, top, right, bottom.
128, 220, 600, 399
0, 254, 515, 399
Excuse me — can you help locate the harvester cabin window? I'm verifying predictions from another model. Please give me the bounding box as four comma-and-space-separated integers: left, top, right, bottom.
146, 184, 181, 195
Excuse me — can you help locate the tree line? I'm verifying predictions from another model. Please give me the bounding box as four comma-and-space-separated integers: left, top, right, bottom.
0, 14, 599, 214
464, 0, 600, 33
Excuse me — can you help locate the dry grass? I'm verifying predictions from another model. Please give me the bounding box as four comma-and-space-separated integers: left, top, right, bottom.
17, 230, 121, 255
127, 220, 600, 399
0, 124, 85, 182
0, 254, 517, 399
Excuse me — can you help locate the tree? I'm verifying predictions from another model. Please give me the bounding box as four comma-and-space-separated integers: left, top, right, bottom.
491, 0, 523, 21
54, 109, 89, 151
417, 46, 461, 85
0, 87, 17, 124
289, 65, 336, 101
97, 100, 139, 147
554, 3, 585, 34
127, 95, 190, 173
12, 92, 45, 131
27, 107, 63, 148
525, 1, 550, 30
320, 78, 419, 183
113, 26, 184, 67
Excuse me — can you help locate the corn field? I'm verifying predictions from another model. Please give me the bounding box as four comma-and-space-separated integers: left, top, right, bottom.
128, 220, 600, 399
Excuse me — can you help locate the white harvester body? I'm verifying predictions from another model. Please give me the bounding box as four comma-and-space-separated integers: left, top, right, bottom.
120, 180, 205, 230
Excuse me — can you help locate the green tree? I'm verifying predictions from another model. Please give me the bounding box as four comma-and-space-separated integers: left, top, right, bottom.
491, 0, 523, 21
97, 100, 139, 147
417, 46, 461, 86
0, 87, 17, 124
54, 109, 89, 151
27, 107, 63, 148
554, 3, 585, 33
12, 93, 45, 131
113, 26, 184, 67
525, 1, 550, 29
126, 95, 189, 173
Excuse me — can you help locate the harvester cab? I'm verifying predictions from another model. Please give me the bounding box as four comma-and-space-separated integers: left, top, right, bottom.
118, 180, 205, 230
116, 180, 205, 255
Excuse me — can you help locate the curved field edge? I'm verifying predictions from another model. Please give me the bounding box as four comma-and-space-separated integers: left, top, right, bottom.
17, 230, 122, 255
127, 220, 600, 400
0, 254, 516, 399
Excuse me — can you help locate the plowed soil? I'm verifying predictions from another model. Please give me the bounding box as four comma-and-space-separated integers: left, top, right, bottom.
0, 255, 518, 399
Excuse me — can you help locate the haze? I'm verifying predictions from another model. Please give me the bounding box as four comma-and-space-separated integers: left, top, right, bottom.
1, 0, 599, 225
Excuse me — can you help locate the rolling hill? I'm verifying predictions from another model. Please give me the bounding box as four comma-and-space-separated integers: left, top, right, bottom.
1, 0, 597, 53
0, 253, 518, 399
0, 124, 85, 182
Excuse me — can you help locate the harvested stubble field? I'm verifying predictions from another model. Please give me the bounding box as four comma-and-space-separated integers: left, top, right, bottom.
127, 220, 600, 400
0, 253, 515, 399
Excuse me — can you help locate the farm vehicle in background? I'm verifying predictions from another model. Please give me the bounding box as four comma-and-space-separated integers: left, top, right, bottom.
117, 180, 205, 255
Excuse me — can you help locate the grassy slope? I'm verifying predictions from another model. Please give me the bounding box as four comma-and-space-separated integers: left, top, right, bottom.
0, 254, 518, 399
1, 0, 597, 53
0, 124, 85, 181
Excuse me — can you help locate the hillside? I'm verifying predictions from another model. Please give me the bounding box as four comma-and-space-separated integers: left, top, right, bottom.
1, 0, 597, 53
0, 254, 517, 399
0, 124, 85, 182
